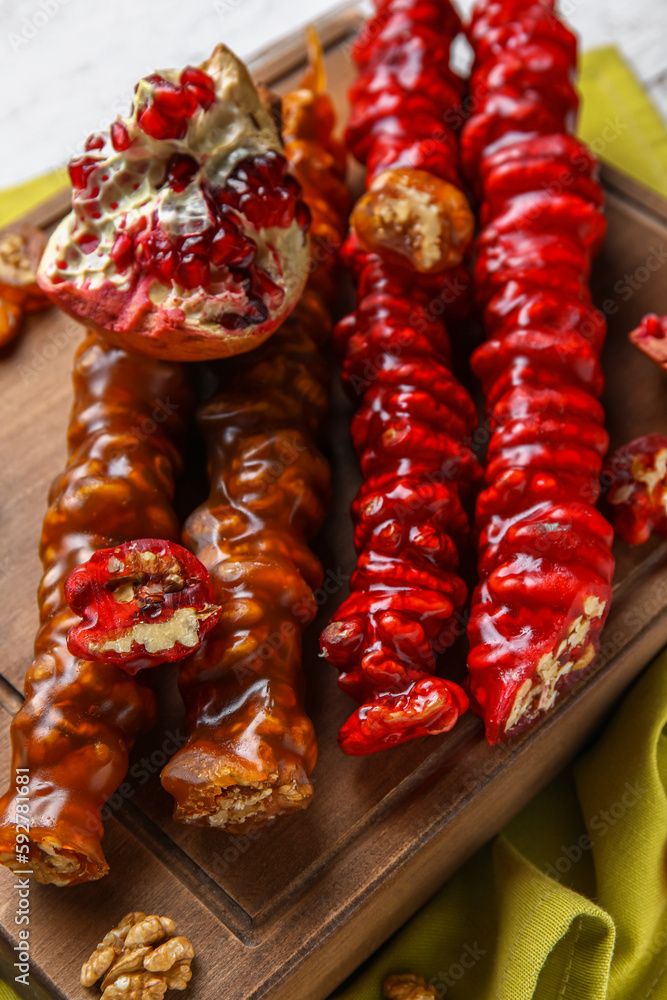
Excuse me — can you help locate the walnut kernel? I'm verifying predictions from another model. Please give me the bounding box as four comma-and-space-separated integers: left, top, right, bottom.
383, 973, 439, 1000
81, 912, 194, 999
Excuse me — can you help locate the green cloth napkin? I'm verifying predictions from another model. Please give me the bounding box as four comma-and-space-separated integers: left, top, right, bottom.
333, 647, 667, 999
1, 44, 667, 1000
578, 47, 667, 198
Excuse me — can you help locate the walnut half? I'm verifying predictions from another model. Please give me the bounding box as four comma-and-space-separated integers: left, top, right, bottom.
383, 973, 439, 1000
81, 912, 194, 999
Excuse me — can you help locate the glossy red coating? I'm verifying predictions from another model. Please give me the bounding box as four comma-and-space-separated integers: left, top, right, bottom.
321, 242, 482, 755
462, 0, 615, 743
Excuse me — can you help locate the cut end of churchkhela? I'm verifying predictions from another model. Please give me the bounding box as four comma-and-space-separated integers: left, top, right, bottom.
0, 810, 108, 887
37, 44, 310, 361
468, 590, 612, 744
160, 744, 314, 833
351, 167, 474, 273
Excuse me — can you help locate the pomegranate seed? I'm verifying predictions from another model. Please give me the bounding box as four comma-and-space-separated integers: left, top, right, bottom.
180, 66, 216, 108
111, 120, 131, 151
110, 232, 133, 271
228, 235, 257, 268
165, 153, 198, 192
152, 80, 197, 119
68, 156, 98, 191
249, 297, 270, 323
219, 295, 268, 330
180, 67, 215, 90
252, 268, 285, 309
218, 153, 301, 230
208, 227, 233, 264
152, 229, 174, 255
296, 200, 311, 233
155, 251, 178, 282
184, 83, 216, 109
138, 104, 185, 141
219, 311, 250, 330
78, 234, 100, 254
178, 255, 209, 289
180, 234, 209, 255
85, 133, 105, 151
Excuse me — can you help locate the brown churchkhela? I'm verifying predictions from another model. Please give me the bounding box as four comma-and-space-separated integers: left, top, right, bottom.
160, 34, 349, 828
0, 334, 190, 884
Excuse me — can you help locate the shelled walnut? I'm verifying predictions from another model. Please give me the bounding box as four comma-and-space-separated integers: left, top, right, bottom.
383, 973, 439, 1000
81, 912, 194, 999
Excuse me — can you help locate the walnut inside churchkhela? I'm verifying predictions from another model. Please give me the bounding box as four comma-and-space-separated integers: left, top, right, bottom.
80, 912, 194, 999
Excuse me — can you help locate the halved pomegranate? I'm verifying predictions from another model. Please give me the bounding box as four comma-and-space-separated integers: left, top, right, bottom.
37, 45, 311, 361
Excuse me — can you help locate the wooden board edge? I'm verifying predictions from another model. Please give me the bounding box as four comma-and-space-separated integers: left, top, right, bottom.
600, 162, 667, 222
245, 2, 365, 83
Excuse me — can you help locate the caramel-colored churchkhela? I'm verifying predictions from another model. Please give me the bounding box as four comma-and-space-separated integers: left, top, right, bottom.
161, 35, 349, 829
0, 333, 190, 884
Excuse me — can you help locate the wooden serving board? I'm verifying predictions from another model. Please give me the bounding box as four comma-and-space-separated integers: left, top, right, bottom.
2, 10, 667, 1000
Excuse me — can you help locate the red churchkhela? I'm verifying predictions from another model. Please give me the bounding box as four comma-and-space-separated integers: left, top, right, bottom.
462, 0, 615, 744
321, 0, 482, 755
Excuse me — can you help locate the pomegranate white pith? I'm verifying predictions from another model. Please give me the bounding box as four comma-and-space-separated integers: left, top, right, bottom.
37, 45, 310, 361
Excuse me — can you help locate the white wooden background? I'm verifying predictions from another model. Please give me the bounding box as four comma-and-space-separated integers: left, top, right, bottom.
0, 0, 665, 190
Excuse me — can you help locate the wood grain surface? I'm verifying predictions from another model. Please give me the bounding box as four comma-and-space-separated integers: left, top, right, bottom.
2, 17, 667, 1000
